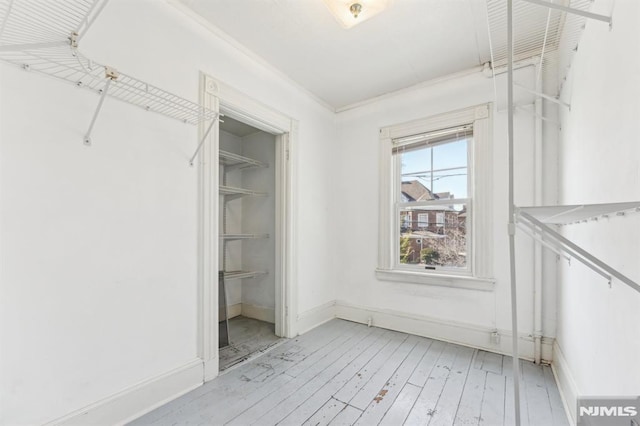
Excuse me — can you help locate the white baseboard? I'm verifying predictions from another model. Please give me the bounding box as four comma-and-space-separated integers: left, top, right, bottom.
48, 360, 203, 426
296, 300, 337, 335
335, 300, 551, 362
552, 341, 579, 425
220, 303, 242, 321
241, 303, 275, 324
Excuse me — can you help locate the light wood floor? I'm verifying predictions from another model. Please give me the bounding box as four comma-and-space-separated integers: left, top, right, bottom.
130, 319, 568, 426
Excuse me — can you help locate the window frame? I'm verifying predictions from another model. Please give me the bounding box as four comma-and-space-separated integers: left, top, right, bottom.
376, 104, 495, 290
394, 132, 472, 274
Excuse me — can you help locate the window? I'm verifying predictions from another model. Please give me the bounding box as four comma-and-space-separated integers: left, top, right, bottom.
402, 213, 411, 229
377, 104, 494, 287
395, 126, 471, 271
418, 213, 429, 228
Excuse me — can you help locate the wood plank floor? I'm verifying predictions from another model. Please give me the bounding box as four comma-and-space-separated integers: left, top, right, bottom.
129, 319, 568, 426
219, 316, 284, 371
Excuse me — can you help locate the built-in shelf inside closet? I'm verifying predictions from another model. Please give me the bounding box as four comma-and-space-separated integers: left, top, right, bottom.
218, 116, 281, 370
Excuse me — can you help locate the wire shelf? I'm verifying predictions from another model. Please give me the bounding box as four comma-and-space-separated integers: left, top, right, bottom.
220, 233, 269, 241
517, 201, 640, 225
0, 0, 108, 49
219, 185, 267, 198
219, 150, 267, 169
0, 0, 216, 127
0, 46, 216, 125
486, 0, 593, 95
223, 270, 268, 280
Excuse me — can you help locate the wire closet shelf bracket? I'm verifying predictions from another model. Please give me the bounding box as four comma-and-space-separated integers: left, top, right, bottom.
0, 0, 220, 165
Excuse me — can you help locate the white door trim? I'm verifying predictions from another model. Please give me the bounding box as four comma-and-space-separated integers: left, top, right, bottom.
197, 73, 297, 382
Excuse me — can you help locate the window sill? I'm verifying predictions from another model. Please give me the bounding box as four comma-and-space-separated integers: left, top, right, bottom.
375, 268, 495, 291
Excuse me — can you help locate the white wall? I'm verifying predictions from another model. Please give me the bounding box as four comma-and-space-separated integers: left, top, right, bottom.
242, 131, 277, 320
0, 0, 336, 423
555, 0, 640, 415
333, 68, 555, 357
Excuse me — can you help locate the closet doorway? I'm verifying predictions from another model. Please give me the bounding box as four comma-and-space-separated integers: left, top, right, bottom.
198, 75, 296, 379
218, 116, 281, 370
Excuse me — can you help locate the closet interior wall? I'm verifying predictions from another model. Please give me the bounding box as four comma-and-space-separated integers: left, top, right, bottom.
219, 127, 276, 324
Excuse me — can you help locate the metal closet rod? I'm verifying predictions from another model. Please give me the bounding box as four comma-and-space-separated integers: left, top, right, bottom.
522, 0, 613, 26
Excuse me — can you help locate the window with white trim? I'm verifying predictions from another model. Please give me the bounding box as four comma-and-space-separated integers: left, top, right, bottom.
395, 125, 471, 272
377, 104, 494, 285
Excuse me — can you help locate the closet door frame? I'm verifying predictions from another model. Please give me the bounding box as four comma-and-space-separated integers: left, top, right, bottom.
198, 73, 297, 382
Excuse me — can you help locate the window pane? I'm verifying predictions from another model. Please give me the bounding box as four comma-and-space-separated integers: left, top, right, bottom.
399, 138, 468, 201
399, 204, 467, 268
432, 138, 468, 198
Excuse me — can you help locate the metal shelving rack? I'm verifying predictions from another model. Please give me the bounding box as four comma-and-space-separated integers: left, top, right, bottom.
218, 149, 269, 347
0, 0, 219, 157
488, 1, 640, 424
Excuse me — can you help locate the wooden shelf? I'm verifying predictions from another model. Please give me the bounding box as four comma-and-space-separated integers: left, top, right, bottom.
219, 150, 266, 170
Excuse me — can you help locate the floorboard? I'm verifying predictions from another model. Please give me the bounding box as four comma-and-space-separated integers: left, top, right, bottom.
219, 316, 283, 371
130, 320, 568, 426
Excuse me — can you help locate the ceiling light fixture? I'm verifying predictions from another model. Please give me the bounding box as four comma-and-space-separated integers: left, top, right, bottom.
322, 0, 392, 29
350, 3, 362, 18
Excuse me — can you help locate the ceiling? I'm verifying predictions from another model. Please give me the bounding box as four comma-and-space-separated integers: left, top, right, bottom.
177, 0, 492, 110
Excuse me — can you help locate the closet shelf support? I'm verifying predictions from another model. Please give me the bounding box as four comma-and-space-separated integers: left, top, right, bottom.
522, 0, 613, 28
189, 117, 220, 167
515, 106, 561, 128
518, 211, 640, 292
84, 67, 119, 146
514, 83, 571, 110
515, 221, 571, 263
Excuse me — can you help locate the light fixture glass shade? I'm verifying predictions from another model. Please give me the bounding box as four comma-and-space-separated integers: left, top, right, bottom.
322, 0, 392, 29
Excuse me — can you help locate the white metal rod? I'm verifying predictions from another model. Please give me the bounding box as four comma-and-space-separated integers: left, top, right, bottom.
533, 71, 543, 365
516, 221, 571, 262
515, 106, 561, 127
189, 118, 217, 166
518, 217, 613, 283
543, 205, 585, 223
519, 211, 640, 292
507, 0, 522, 424
522, 0, 612, 25
536, 7, 552, 84
515, 83, 571, 110
83, 78, 112, 146
518, 220, 612, 282
0, 40, 68, 52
